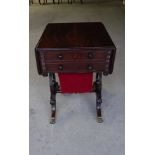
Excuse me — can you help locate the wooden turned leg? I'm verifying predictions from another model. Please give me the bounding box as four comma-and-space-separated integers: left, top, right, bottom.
50, 99, 56, 124
96, 99, 103, 123
94, 72, 103, 123
49, 73, 58, 124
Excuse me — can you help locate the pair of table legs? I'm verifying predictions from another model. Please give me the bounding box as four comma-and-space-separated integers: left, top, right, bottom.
49, 72, 103, 124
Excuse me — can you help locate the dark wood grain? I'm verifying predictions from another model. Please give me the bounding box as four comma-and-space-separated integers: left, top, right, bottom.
36, 22, 115, 49
35, 22, 116, 76
45, 62, 109, 73
41, 50, 110, 61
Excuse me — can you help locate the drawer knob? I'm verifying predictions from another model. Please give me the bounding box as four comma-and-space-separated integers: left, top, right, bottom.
107, 55, 111, 59
87, 64, 93, 70
58, 65, 63, 70
88, 52, 94, 59
57, 54, 63, 59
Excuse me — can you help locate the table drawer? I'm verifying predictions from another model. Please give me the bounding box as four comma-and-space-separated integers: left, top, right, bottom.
42, 50, 112, 62
45, 62, 109, 73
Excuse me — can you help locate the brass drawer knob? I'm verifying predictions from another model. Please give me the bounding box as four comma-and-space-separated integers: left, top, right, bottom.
106, 55, 111, 59
87, 64, 93, 70
88, 52, 94, 59
58, 64, 63, 70
57, 54, 63, 59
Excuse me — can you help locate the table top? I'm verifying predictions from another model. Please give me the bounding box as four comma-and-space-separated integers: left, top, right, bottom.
36, 22, 115, 50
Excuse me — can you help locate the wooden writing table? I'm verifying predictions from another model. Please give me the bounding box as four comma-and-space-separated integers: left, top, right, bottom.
35, 22, 116, 124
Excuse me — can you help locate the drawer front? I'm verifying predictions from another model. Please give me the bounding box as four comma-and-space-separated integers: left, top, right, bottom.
45, 62, 109, 73
42, 50, 112, 62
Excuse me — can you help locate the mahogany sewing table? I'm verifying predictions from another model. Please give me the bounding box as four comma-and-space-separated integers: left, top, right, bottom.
35, 22, 116, 124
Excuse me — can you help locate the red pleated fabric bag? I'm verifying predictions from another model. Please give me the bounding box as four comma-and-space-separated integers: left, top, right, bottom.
58, 73, 93, 93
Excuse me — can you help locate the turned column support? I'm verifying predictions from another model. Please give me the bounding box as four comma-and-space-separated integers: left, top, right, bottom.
93, 72, 103, 123
49, 73, 59, 124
